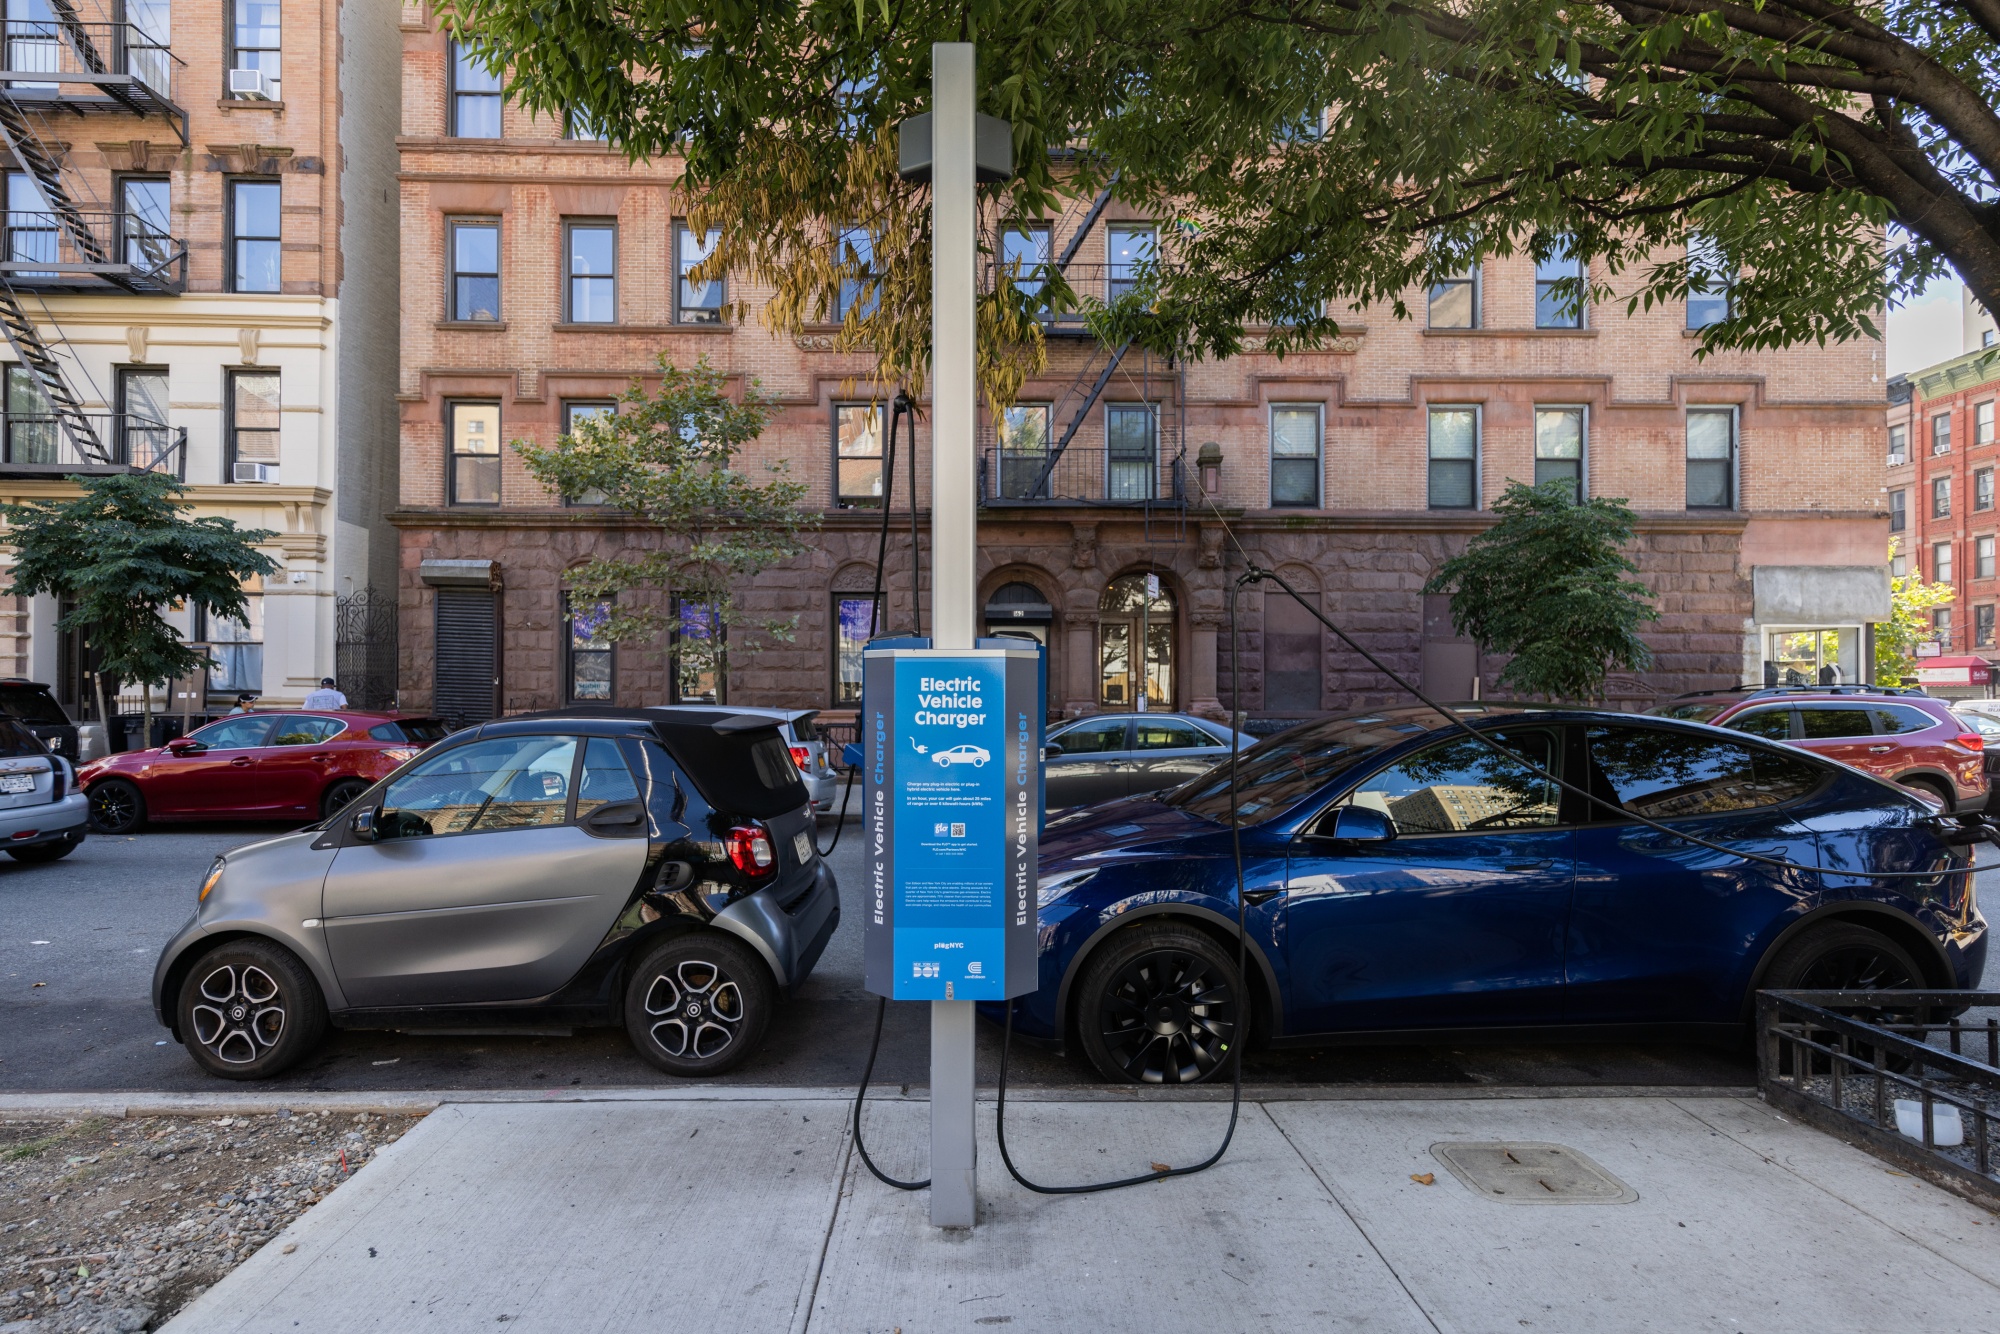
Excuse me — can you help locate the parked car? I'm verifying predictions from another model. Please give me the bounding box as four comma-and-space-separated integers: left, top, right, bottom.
1649, 689, 1987, 812
666, 706, 840, 817
79, 710, 450, 833
1003, 705, 1986, 1084
1043, 712, 1249, 810
152, 706, 839, 1079
0, 717, 86, 862
1951, 707, 2000, 780
0, 679, 80, 763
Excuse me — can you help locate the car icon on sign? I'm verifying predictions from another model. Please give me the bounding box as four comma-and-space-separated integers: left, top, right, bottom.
933, 744, 991, 768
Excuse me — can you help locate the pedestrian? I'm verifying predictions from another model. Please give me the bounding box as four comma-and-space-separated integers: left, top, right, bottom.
302, 677, 348, 710
229, 692, 258, 714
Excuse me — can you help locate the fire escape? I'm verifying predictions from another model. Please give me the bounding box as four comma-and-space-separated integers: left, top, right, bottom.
0, 0, 187, 475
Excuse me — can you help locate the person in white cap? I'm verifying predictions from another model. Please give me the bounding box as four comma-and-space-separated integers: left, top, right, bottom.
302, 677, 347, 709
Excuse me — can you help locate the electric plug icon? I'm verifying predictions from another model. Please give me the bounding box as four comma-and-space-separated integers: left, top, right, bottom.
910, 738, 930, 755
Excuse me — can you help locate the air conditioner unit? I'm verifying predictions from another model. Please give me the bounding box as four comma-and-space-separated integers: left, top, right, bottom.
233, 462, 279, 483
1889, 453, 1906, 466
228, 69, 275, 100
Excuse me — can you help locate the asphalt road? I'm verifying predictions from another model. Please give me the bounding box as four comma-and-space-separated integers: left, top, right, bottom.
0, 816, 1853, 1095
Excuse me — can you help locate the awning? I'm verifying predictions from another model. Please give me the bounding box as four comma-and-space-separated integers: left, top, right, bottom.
1914, 655, 1993, 686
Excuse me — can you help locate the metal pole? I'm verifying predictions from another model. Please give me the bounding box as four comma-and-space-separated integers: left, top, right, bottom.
927, 40, 979, 1230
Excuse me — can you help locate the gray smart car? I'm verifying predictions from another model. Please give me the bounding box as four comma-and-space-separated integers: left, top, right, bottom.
152, 706, 839, 1080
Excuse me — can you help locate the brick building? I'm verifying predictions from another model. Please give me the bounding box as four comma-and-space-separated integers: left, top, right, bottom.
394, 5, 1892, 724
0, 0, 401, 720
1886, 344, 2000, 660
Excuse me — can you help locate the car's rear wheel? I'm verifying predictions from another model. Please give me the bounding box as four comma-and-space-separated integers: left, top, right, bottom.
1075, 923, 1242, 1085
321, 778, 370, 819
7, 837, 79, 863
1760, 921, 1927, 1075
87, 779, 145, 834
176, 939, 327, 1080
1897, 776, 1953, 810
623, 933, 773, 1077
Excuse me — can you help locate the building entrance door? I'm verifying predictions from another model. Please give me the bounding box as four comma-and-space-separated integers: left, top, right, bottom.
1099, 573, 1174, 710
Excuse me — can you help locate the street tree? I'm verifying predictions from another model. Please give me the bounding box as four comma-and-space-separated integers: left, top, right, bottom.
1421, 480, 1659, 701
444, 0, 1999, 406
1, 472, 279, 736
1874, 539, 1957, 685
514, 355, 814, 701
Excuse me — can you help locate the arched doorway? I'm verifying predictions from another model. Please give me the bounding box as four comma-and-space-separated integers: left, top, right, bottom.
983, 580, 1053, 645
1099, 573, 1174, 710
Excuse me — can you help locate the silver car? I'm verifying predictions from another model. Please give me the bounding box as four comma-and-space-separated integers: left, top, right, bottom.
0, 716, 86, 862
152, 707, 839, 1080
1043, 712, 1249, 811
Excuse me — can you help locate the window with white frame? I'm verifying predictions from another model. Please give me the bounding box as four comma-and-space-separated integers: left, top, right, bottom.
1269, 405, 1321, 507
227, 370, 279, 483
229, 0, 279, 98
1685, 407, 1735, 509
1934, 540, 1954, 584
1534, 406, 1584, 496
674, 221, 724, 323
1933, 413, 1953, 454
1978, 401, 1995, 446
1978, 535, 1995, 581
1427, 406, 1478, 509
1888, 424, 1907, 463
1106, 224, 1156, 303
203, 582, 264, 694
1934, 476, 1952, 518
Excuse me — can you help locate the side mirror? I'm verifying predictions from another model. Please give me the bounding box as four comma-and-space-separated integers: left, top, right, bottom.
349, 806, 381, 842
1323, 805, 1396, 843
1042, 743, 1065, 759
165, 737, 205, 755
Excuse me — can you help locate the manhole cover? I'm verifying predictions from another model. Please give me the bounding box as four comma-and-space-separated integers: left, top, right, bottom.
1429, 1141, 1637, 1205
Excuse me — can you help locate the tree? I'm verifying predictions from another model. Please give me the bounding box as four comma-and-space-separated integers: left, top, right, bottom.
1421, 480, 1658, 701
1, 472, 279, 737
444, 0, 1998, 408
1874, 538, 1956, 685
514, 356, 815, 701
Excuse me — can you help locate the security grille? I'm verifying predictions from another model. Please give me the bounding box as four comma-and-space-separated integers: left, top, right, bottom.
334, 586, 398, 709
434, 586, 499, 726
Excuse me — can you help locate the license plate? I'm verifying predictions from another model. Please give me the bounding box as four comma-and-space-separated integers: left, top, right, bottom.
0, 774, 35, 794
794, 830, 813, 863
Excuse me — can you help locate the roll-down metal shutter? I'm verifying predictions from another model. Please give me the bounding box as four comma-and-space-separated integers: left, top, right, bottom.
434, 587, 499, 726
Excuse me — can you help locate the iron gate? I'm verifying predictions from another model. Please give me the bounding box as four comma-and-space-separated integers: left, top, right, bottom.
335, 586, 399, 710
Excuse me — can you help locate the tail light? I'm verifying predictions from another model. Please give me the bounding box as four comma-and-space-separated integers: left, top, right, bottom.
381, 746, 419, 765
789, 745, 814, 774
725, 823, 778, 879
1955, 732, 1986, 753
49, 761, 64, 802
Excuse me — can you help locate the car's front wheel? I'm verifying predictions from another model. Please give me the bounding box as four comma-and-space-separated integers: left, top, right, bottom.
176, 939, 327, 1080
87, 779, 145, 834
1075, 922, 1243, 1085
321, 778, 370, 819
623, 933, 773, 1077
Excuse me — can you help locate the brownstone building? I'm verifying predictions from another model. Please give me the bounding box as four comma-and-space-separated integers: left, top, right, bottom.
394, 5, 1892, 726
1886, 343, 2000, 665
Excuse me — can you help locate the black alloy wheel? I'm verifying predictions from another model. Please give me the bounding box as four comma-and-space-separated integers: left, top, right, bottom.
7, 837, 78, 863
623, 932, 774, 1077
321, 778, 370, 820
1077, 923, 1242, 1085
1761, 922, 1926, 1075
175, 938, 327, 1080
87, 779, 145, 834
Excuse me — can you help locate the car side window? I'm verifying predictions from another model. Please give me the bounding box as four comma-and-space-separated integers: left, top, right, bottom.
1797, 706, 1874, 739
1053, 718, 1130, 753
575, 737, 641, 818
1134, 722, 1212, 750
271, 716, 346, 746
1585, 726, 1821, 819
1874, 705, 1938, 735
1337, 730, 1561, 835
375, 735, 581, 838
1724, 707, 1793, 741
188, 715, 275, 750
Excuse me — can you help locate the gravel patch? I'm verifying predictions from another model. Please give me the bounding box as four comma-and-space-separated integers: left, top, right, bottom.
0, 1109, 421, 1333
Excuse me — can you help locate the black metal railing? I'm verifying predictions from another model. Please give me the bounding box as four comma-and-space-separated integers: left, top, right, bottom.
0, 20, 181, 105
0, 208, 183, 292
0, 413, 185, 476
980, 444, 1186, 507
1759, 989, 2000, 1207
986, 261, 1175, 335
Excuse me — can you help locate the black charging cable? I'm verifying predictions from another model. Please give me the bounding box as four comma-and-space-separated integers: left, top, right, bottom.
814, 764, 857, 858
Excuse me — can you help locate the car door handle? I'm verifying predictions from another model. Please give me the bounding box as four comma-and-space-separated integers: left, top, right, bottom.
1242, 886, 1282, 904
310, 753, 332, 762
583, 800, 646, 832
1868, 745, 1894, 753
1504, 859, 1556, 872
230, 757, 253, 767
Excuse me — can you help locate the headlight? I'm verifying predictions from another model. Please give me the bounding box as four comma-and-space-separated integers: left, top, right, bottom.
1036, 867, 1099, 908
198, 857, 225, 904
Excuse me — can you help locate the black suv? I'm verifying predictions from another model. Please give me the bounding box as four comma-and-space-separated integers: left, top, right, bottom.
0, 680, 79, 762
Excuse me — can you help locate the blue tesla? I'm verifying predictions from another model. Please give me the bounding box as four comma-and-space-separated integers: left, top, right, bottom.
1002, 705, 1989, 1083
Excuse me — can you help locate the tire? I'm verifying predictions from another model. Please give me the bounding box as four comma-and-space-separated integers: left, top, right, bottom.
1075, 922, 1243, 1085
7, 838, 79, 863
623, 932, 774, 1077
320, 778, 370, 820
175, 939, 327, 1081
1897, 777, 1953, 811
1759, 921, 1926, 1076
87, 779, 144, 834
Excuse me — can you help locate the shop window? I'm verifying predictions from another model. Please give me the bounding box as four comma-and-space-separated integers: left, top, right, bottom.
563, 594, 613, 702
1766, 629, 1856, 687
832, 593, 881, 705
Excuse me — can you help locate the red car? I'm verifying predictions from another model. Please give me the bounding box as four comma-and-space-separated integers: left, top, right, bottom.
1649, 687, 1988, 812
79, 710, 448, 834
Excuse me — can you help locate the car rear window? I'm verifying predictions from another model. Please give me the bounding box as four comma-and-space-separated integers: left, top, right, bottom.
649, 717, 808, 819
789, 714, 818, 742
1797, 706, 1874, 739
370, 718, 451, 744
1585, 726, 1823, 819
0, 686, 68, 725
1874, 704, 1941, 735
0, 718, 48, 757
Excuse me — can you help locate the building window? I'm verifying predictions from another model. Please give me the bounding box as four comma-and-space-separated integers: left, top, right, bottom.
450, 41, 503, 138
559, 401, 615, 505
835, 226, 875, 320
1933, 413, 1953, 455
1001, 221, 1050, 302
1978, 402, 1996, 447
449, 401, 502, 505
564, 221, 616, 323
1106, 224, 1156, 303
669, 599, 720, 703
1686, 235, 1732, 329
1979, 469, 1994, 512
1979, 536, 1996, 581
1534, 238, 1583, 329
226, 370, 280, 483
5, 173, 52, 279
1934, 606, 1953, 647
1933, 476, 1952, 518
834, 403, 885, 506
995, 402, 1051, 501
448, 219, 500, 322
203, 584, 265, 694
563, 594, 613, 702
832, 593, 881, 704
565, 108, 606, 142
1428, 265, 1479, 329
1534, 406, 1585, 497
228, 0, 280, 98
1889, 424, 1907, 465
674, 222, 724, 324
1979, 604, 1996, 649
1889, 489, 1907, 533
1106, 404, 1158, 501
3, 366, 53, 466
1891, 548, 1908, 578
1685, 407, 1735, 510
119, 177, 171, 271
228, 180, 280, 293
1934, 541, 1954, 585
119, 368, 171, 471
1269, 405, 1321, 507
1427, 406, 1478, 508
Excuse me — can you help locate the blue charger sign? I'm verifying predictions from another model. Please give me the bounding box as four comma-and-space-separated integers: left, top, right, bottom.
863, 645, 1039, 1000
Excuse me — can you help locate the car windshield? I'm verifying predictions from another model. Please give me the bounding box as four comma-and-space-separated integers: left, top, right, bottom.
0, 687, 67, 725
1649, 700, 1729, 723
1163, 713, 1417, 824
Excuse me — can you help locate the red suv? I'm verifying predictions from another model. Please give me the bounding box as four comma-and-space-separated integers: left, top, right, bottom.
1649, 688, 1988, 812
79, 710, 448, 834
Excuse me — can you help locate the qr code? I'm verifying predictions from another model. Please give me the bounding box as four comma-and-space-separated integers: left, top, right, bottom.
912, 962, 940, 979
950, 823, 966, 837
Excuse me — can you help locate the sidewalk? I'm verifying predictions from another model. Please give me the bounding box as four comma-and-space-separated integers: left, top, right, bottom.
161, 1089, 2000, 1334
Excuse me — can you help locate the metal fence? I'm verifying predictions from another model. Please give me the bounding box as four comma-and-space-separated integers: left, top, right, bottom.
1758, 989, 2000, 1207
980, 445, 1186, 506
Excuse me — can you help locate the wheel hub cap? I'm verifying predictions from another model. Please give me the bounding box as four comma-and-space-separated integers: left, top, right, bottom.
188, 964, 287, 1065
643, 959, 743, 1061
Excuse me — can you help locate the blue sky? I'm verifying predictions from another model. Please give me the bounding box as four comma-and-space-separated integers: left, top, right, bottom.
1887, 272, 1968, 376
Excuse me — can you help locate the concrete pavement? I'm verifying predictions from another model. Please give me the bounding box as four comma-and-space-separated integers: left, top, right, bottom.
161, 1089, 2000, 1334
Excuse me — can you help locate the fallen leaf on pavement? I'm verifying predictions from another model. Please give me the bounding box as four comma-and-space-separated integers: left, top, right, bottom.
1150, 1162, 1171, 1173
31, 981, 45, 988
1410, 1173, 1436, 1186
